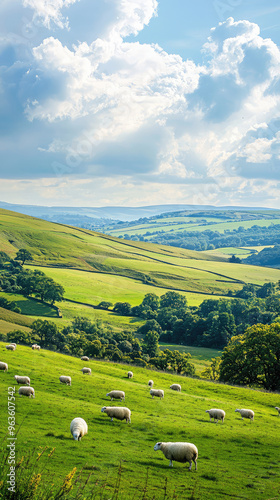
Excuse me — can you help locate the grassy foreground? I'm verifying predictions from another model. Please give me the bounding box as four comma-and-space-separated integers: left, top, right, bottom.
0, 343, 280, 499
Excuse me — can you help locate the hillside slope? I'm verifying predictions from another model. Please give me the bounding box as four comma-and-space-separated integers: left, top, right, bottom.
1, 343, 279, 500
1, 209, 280, 300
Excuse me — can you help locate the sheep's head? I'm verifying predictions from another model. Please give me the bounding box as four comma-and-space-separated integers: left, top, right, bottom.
154, 442, 162, 451
101, 406, 107, 413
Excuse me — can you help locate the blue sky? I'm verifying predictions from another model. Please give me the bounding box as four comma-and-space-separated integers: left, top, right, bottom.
0, 0, 280, 207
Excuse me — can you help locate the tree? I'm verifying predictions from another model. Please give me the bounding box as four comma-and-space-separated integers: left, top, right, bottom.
15, 249, 33, 265
31, 319, 59, 349
141, 293, 160, 311
201, 357, 221, 380
113, 302, 132, 316
143, 330, 160, 358
160, 291, 187, 310
163, 349, 195, 375
219, 323, 280, 391
97, 301, 113, 310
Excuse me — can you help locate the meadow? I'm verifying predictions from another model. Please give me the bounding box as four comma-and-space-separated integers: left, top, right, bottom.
0, 343, 280, 499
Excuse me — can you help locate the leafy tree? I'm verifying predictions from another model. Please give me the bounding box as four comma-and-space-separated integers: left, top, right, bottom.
163, 349, 195, 375
31, 319, 59, 349
201, 357, 221, 380
143, 330, 160, 358
7, 330, 32, 345
219, 323, 280, 391
118, 340, 133, 353
160, 291, 187, 310
229, 255, 241, 263
141, 293, 160, 311
97, 301, 113, 310
137, 319, 162, 337
15, 249, 33, 265
113, 302, 132, 316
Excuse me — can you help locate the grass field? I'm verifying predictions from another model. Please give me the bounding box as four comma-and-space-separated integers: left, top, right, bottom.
0, 292, 58, 317
0, 343, 279, 499
159, 344, 222, 375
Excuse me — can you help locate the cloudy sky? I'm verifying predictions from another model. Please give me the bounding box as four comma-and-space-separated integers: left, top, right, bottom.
1, 0, 280, 207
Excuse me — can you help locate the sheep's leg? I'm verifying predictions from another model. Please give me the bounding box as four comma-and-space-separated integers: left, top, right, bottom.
188, 461, 192, 471
169, 460, 173, 467
194, 460, 197, 471
111, 417, 114, 422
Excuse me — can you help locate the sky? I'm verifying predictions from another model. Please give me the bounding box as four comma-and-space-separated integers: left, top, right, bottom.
0, 0, 280, 208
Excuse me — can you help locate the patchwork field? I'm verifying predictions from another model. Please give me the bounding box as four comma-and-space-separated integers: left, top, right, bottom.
0, 343, 279, 500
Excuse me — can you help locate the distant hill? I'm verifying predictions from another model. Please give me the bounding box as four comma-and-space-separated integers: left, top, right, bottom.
0, 200, 277, 223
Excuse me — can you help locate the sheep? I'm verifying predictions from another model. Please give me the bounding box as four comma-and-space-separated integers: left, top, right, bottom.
18, 386, 35, 398
32, 344, 40, 350
70, 417, 88, 441
0, 362, 8, 372
5, 345, 16, 351
14, 375, 30, 385
148, 380, 154, 388
154, 442, 198, 470
150, 389, 164, 399
81, 367, 91, 375
275, 407, 280, 416
81, 356, 89, 361
9, 343, 17, 348
235, 409, 254, 421
59, 375, 71, 386
127, 371, 133, 379
106, 390, 125, 401
206, 409, 225, 423
101, 406, 131, 423
170, 384, 181, 392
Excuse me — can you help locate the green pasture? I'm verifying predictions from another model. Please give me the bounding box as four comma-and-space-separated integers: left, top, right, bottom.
0, 319, 31, 335
0, 343, 279, 499
204, 245, 275, 259
159, 343, 221, 375
108, 217, 280, 237
0, 292, 58, 317
0, 307, 34, 329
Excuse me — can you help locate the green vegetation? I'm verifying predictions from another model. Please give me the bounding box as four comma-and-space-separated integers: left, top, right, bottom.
1, 343, 280, 499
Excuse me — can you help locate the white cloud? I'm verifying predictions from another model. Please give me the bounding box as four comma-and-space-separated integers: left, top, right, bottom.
1, 4, 280, 206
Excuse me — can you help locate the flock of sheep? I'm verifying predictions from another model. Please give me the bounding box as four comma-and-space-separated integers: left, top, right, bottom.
1, 343, 280, 470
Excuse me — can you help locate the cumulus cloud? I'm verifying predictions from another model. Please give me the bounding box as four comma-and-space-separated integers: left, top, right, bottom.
1, 4, 280, 206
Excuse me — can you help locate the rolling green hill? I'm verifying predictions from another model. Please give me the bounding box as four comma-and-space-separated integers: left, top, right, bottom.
1, 208, 280, 333
0, 343, 279, 500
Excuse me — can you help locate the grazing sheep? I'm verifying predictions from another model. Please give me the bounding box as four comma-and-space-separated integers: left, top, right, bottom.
5, 345, 16, 351
206, 409, 225, 423
275, 407, 280, 416
235, 409, 254, 421
106, 390, 125, 401
59, 375, 71, 386
148, 380, 154, 388
70, 417, 88, 441
127, 371, 133, 379
32, 344, 40, 350
150, 389, 164, 399
81, 367, 91, 375
14, 375, 30, 385
154, 442, 198, 470
81, 356, 89, 361
101, 406, 131, 423
18, 387, 35, 398
0, 362, 8, 372
9, 343, 17, 348
170, 384, 181, 392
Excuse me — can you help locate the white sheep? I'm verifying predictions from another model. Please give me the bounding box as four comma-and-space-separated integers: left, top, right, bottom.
32, 344, 40, 350
154, 442, 198, 470
5, 345, 16, 351
148, 380, 154, 387
106, 390, 125, 401
275, 407, 280, 416
18, 386, 35, 398
9, 343, 17, 347
0, 362, 8, 372
81, 367, 91, 375
81, 356, 89, 361
206, 409, 225, 423
170, 384, 181, 392
70, 417, 88, 441
101, 406, 131, 423
127, 371, 133, 379
14, 375, 30, 385
59, 375, 71, 386
235, 409, 254, 421
150, 389, 164, 399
